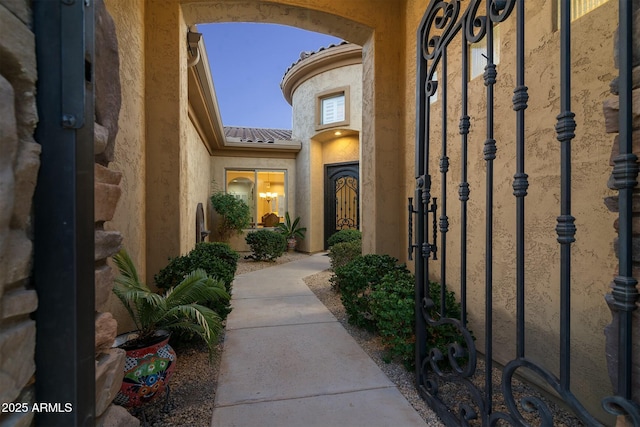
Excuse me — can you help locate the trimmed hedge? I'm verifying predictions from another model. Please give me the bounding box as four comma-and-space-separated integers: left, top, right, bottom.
370, 268, 415, 368
426, 282, 469, 366
245, 229, 286, 261
332, 254, 403, 331
154, 242, 239, 320
332, 251, 469, 370
371, 274, 469, 370
327, 229, 362, 247
328, 240, 362, 272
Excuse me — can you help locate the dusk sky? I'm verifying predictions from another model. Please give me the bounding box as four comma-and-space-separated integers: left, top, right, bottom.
199, 23, 342, 130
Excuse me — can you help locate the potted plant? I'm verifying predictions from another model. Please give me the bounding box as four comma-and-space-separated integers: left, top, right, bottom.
276, 212, 307, 252
111, 249, 229, 408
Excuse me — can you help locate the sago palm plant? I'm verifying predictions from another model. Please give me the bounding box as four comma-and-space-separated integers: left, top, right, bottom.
112, 249, 230, 356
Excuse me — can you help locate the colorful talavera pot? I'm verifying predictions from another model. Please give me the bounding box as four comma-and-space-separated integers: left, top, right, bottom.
112, 330, 176, 408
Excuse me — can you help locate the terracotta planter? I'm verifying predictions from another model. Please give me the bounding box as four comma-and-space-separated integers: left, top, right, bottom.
287, 237, 297, 251
112, 330, 176, 408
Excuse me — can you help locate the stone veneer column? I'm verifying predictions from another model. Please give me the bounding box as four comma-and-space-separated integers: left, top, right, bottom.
0, 0, 137, 425
603, 2, 640, 426
92, 1, 139, 425
0, 2, 41, 426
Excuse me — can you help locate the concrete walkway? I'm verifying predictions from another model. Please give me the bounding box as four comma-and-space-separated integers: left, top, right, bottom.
211, 253, 428, 427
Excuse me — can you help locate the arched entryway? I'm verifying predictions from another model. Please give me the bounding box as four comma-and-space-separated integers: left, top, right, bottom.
139, 0, 405, 278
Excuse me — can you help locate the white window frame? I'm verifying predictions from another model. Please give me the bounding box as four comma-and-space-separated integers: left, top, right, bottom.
316, 86, 350, 131
321, 94, 345, 124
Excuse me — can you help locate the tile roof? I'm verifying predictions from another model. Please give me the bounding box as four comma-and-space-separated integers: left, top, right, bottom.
281, 40, 349, 82
224, 126, 292, 143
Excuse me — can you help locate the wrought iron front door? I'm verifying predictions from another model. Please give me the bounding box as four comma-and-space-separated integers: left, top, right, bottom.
409, 0, 638, 425
325, 162, 359, 249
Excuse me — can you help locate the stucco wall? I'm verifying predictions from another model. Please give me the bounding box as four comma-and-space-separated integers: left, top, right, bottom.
183, 119, 213, 254
292, 64, 362, 252
103, 0, 146, 335
104, 0, 147, 277
145, 1, 190, 280
322, 135, 360, 165
403, 0, 618, 421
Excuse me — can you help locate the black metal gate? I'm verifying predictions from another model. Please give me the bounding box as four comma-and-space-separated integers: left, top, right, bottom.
409, 0, 638, 425
325, 162, 359, 248
33, 0, 96, 425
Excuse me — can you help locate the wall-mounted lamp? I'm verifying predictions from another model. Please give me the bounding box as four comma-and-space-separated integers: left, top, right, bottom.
334, 130, 342, 136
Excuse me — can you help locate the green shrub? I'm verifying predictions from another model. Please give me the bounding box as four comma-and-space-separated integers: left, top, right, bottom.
327, 229, 362, 247
370, 268, 415, 368
369, 272, 470, 370
328, 240, 362, 272
154, 242, 239, 320
333, 254, 402, 331
245, 229, 286, 261
426, 282, 470, 366
211, 192, 251, 242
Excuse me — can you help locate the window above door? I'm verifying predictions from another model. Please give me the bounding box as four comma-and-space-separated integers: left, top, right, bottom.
316, 86, 350, 131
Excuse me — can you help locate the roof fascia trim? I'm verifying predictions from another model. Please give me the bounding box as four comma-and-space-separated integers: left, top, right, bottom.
281, 43, 362, 105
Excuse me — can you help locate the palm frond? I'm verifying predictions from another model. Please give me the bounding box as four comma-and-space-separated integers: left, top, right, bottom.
112, 285, 141, 332
291, 215, 300, 229
162, 304, 223, 349
166, 269, 210, 305
112, 248, 228, 357
113, 250, 149, 291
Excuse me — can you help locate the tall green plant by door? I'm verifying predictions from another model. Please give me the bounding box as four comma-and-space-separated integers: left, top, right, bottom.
276, 212, 306, 239
276, 211, 306, 251
211, 190, 251, 242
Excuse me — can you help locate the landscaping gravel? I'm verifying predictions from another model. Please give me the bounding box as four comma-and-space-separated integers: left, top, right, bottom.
134, 252, 585, 426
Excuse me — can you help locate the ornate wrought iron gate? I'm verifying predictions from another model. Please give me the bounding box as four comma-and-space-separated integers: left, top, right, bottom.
409, 0, 638, 425
325, 162, 359, 248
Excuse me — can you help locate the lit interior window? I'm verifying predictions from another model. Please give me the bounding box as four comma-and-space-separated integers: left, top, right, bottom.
226, 170, 286, 227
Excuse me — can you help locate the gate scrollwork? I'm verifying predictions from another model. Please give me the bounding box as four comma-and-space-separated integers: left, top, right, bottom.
412, 0, 637, 425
